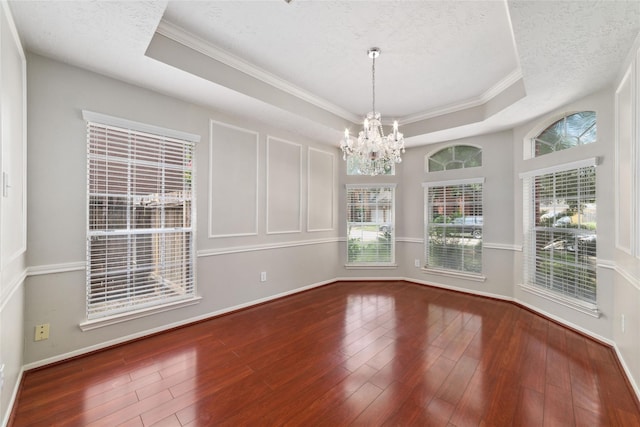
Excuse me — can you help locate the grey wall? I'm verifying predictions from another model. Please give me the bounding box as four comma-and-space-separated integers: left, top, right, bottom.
0, 3, 27, 424
22, 53, 341, 366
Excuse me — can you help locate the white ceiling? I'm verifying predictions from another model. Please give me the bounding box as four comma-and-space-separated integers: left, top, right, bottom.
7, 0, 640, 147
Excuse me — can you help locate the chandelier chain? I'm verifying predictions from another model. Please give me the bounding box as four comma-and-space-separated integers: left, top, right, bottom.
372, 54, 376, 115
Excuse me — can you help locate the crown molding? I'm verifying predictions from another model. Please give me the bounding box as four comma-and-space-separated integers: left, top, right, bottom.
399, 69, 523, 125
156, 20, 361, 123
156, 20, 524, 131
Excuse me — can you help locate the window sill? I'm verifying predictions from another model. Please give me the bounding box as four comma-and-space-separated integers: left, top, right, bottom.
79, 296, 202, 331
345, 263, 398, 270
420, 267, 486, 282
519, 283, 599, 318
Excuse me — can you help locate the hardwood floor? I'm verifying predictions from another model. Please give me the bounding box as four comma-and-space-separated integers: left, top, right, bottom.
10, 281, 640, 426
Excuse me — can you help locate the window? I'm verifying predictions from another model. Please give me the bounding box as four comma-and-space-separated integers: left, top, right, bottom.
85, 111, 198, 320
427, 145, 482, 172
346, 185, 395, 264
532, 111, 596, 157
347, 157, 394, 175
424, 179, 483, 274
522, 160, 597, 306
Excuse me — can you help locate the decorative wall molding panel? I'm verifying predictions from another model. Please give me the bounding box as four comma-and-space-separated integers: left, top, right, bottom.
209, 120, 259, 238
307, 147, 335, 232
266, 136, 302, 234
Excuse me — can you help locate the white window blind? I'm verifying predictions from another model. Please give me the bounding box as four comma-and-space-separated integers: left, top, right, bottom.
86, 118, 196, 319
523, 165, 597, 304
424, 179, 483, 273
346, 185, 395, 264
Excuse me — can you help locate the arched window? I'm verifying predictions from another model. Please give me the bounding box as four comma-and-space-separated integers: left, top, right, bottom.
533, 111, 596, 157
427, 145, 482, 172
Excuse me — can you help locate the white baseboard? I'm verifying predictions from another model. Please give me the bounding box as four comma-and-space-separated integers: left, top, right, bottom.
335, 276, 405, 282
22, 278, 336, 371
613, 343, 640, 402
1, 367, 24, 427
404, 277, 513, 302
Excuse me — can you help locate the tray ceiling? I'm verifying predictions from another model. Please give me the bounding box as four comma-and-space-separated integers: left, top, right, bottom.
8, 1, 640, 147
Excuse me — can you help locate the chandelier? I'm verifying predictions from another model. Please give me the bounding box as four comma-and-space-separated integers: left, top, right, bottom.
340, 47, 405, 176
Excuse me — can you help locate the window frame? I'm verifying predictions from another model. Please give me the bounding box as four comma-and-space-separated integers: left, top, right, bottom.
345, 184, 396, 267
520, 157, 598, 315
82, 111, 200, 328
426, 144, 483, 172
525, 111, 597, 159
422, 177, 485, 279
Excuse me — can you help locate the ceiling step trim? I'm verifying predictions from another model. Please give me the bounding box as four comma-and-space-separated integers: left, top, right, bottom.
156, 20, 361, 123
400, 68, 523, 125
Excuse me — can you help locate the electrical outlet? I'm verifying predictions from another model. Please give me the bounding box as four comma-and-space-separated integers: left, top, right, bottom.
260, 272, 267, 282
414, 259, 420, 268
35, 323, 50, 341
621, 314, 625, 333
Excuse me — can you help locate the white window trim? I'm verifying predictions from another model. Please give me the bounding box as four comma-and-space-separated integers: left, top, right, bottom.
344, 263, 398, 269
519, 157, 599, 179
346, 183, 398, 190
422, 177, 485, 188
519, 283, 599, 318
82, 110, 200, 143
79, 296, 203, 331
421, 267, 486, 282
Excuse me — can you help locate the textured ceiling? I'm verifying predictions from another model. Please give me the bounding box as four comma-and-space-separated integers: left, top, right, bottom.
7, 1, 640, 147
163, 1, 519, 119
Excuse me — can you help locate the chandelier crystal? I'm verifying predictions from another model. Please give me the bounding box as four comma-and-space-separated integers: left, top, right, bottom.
340, 47, 405, 176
